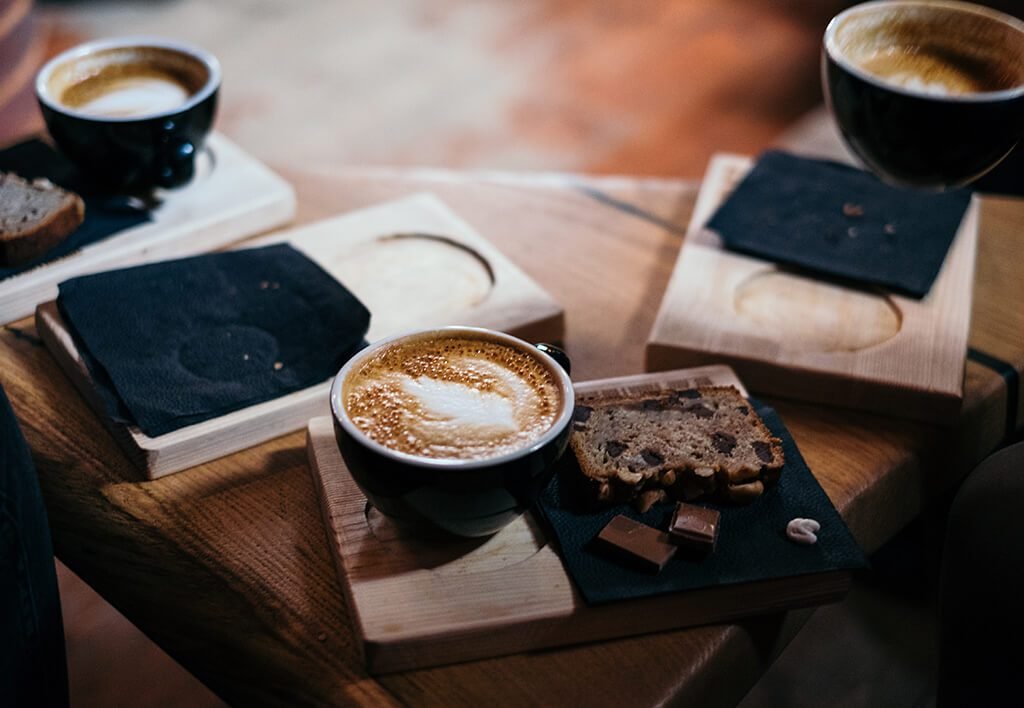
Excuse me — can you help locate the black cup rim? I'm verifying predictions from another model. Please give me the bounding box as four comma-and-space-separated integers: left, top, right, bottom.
824, 0, 1024, 103
330, 325, 575, 472
35, 36, 222, 123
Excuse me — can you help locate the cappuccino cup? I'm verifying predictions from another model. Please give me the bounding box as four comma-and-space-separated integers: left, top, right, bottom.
823, 0, 1024, 188
36, 37, 220, 191
330, 327, 574, 538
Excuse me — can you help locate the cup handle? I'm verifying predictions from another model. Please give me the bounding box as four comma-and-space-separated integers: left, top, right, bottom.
535, 343, 571, 376
154, 119, 197, 189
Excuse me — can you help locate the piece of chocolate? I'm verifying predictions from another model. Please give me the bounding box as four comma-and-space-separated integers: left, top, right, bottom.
604, 440, 627, 458
640, 449, 665, 466
573, 405, 593, 423
667, 502, 721, 553
595, 514, 677, 572
751, 440, 775, 464
710, 431, 737, 455
683, 402, 713, 419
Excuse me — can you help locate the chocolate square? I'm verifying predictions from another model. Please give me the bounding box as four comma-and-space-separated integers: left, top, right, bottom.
595, 515, 677, 573
668, 502, 720, 553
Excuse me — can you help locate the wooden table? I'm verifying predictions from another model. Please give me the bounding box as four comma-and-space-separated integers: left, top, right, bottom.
2, 156, 1022, 706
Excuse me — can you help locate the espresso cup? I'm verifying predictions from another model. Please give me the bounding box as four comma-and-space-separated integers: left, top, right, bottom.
823, 0, 1024, 188
36, 37, 220, 192
330, 326, 574, 538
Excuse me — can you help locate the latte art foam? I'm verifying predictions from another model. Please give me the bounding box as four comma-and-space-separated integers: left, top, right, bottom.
831, 7, 1024, 98
70, 75, 191, 117
344, 335, 562, 461
858, 47, 1014, 95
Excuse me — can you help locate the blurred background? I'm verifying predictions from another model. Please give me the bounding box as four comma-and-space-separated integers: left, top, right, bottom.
1, 0, 854, 177
2, 1, 1019, 706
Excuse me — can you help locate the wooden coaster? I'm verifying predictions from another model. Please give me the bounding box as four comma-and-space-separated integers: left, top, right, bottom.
306, 365, 852, 675
1, 133, 296, 325
647, 154, 977, 425
36, 194, 563, 478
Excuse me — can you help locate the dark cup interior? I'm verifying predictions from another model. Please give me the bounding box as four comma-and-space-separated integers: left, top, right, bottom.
36, 40, 220, 192
823, 1, 1024, 188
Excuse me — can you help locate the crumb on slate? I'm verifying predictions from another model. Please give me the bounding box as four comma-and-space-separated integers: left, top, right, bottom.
842, 202, 864, 217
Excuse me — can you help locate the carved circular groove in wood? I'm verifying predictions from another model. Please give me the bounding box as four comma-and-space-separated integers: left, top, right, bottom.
192, 144, 217, 183
364, 505, 547, 576
319, 233, 495, 339
732, 268, 902, 352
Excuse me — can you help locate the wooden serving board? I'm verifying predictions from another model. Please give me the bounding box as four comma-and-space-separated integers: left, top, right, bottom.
1, 132, 296, 324
646, 154, 978, 425
36, 194, 564, 479
306, 365, 852, 675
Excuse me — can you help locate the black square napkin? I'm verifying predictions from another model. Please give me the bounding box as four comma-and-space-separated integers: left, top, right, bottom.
0, 139, 150, 281
706, 151, 972, 298
535, 400, 866, 606
57, 243, 370, 437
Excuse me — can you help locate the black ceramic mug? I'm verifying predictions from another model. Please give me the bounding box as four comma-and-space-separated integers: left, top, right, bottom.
823, 0, 1024, 189
330, 326, 575, 538
35, 37, 220, 192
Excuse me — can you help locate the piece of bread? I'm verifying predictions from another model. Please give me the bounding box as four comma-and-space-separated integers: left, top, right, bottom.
0, 172, 85, 266
568, 386, 784, 508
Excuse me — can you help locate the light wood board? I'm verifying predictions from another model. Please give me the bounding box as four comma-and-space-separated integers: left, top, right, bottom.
646, 154, 978, 425
1, 132, 296, 324
36, 194, 564, 479
306, 365, 851, 675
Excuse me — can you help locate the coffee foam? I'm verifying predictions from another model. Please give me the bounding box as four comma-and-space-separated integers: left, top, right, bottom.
344, 335, 562, 461
46, 46, 209, 118
69, 74, 191, 118
832, 5, 1024, 95
859, 49, 1000, 95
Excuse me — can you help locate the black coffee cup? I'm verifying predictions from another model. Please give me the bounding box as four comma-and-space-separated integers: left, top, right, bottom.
823, 0, 1024, 189
35, 37, 220, 192
330, 327, 575, 538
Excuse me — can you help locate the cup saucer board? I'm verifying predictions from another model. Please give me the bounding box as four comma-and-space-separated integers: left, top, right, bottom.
36, 193, 563, 479
305, 365, 857, 675
1, 132, 296, 325
646, 153, 977, 425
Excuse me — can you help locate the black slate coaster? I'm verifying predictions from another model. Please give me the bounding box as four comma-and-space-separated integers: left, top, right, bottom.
57, 244, 370, 438
706, 151, 972, 298
535, 400, 867, 606
0, 139, 150, 281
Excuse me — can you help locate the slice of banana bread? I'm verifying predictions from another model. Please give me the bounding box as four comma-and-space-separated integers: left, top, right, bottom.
569, 386, 784, 507
0, 173, 85, 266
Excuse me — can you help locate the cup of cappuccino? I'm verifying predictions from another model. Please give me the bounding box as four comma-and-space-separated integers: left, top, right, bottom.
36, 37, 220, 191
823, 0, 1024, 188
330, 327, 574, 538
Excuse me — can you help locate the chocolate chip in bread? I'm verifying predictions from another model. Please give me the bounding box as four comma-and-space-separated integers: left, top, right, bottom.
569, 386, 784, 507
0, 172, 85, 266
